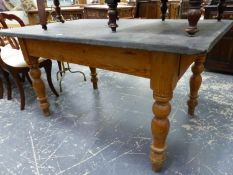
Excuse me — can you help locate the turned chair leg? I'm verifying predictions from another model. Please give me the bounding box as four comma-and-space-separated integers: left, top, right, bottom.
43, 60, 59, 97
187, 56, 205, 115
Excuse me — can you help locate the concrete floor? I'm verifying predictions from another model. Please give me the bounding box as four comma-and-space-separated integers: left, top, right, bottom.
0, 63, 232, 175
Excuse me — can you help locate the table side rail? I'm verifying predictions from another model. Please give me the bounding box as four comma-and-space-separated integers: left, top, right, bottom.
20, 38, 152, 78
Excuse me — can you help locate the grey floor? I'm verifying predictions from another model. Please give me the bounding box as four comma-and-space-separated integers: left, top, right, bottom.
0, 62, 232, 175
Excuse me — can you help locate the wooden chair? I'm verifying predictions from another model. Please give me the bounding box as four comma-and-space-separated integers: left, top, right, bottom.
0, 12, 59, 110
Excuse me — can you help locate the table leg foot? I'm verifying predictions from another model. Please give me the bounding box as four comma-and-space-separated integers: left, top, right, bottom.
150, 145, 166, 172
150, 93, 171, 172
42, 108, 50, 117
187, 56, 205, 115
89, 67, 98, 89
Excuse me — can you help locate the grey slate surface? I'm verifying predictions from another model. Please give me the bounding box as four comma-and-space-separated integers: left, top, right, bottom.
0, 19, 232, 55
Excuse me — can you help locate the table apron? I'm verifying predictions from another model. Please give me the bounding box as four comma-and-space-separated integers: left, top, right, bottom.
21, 38, 152, 78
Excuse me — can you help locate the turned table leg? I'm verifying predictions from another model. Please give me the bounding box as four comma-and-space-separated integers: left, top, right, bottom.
185, 0, 202, 35
53, 0, 65, 23
29, 57, 50, 116
106, 0, 119, 32
217, 0, 226, 21
187, 55, 205, 115
37, 0, 47, 30
89, 67, 98, 90
150, 92, 172, 171
150, 53, 180, 171
160, 0, 168, 21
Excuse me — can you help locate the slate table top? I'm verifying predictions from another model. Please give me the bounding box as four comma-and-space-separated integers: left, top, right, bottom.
0, 19, 232, 55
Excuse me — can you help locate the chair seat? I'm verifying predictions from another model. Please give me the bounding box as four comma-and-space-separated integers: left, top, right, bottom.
1, 46, 47, 67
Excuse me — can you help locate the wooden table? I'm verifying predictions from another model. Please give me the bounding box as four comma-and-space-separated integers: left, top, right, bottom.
0, 19, 232, 172
84, 4, 135, 19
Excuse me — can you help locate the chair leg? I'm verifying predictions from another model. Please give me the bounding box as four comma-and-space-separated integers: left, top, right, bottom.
2, 70, 12, 100
0, 77, 3, 99
12, 73, 25, 110
21, 73, 26, 82
44, 60, 59, 97
0, 66, 4, 99
57, 61, 63, 78
25, 72, 32, 85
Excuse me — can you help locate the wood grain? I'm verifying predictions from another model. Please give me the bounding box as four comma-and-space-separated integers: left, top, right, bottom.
23, 39, 152, 78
